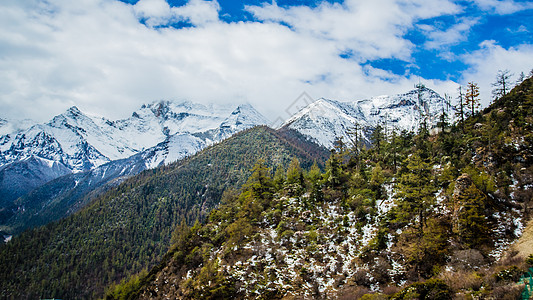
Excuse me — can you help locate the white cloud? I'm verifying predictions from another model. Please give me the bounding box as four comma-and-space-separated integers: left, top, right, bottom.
133, 0, 220, 27
421, 17, 479, 51
1, 0, 524, 125
247, 0, 461, 61
172, 0, 220, 26
469, 0, 533, 15
461, 40, 533, 106
134, 0, 173, 26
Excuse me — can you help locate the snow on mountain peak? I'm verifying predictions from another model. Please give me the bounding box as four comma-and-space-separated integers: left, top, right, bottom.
284, 87, 454, 149
0, 100, 268, 173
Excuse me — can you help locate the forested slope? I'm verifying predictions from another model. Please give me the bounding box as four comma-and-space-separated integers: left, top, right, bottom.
0, 126, 328, 299
117, 78, 533, 299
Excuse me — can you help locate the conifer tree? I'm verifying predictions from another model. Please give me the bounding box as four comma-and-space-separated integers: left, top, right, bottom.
286, 158, 304, 196
516, 71, 526, 85
370, 163, 385, 198
306, 162, 323, 203
491, 69, 513, 100
439, 94, 451, 130
346, 123, 362, 168
465, 82, 480, 116
456, 184, 489, 248
171, 218, 191, 249
395, 153, 436, 237
244, 160, 274, 200
273, 165, 286, 189
324, 150, 343, 188
455, 86, 465, 124
371, 124, 385, 159
286, 158, 303, 185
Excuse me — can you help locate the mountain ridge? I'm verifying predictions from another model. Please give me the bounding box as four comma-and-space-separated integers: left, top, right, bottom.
0, 100, 268, 210
283, 86, 453, 149
0, 125, 329, 299
115, 78, 533, 300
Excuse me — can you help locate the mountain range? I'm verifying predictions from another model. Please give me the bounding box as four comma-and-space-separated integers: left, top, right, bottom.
1, 78, 532, 299
0, 87, 453, 236
0, 125, 330, 299
108, 77, 533, 300
282, 86, 452, 149
0, 101, 268, 209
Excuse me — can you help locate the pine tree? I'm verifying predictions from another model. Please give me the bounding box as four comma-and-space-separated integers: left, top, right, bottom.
516, 71, 526, 85
273, 165, 286, 189
324, 151, 343, 188
369, 163, 385, 198
465, 82, 480, 116
286, 158, 303, 185
170, 218, 191, 249
439, 94, 451, 130
244, 160, 274, 200
456, 184, 489, 248
306, 162, 323, 203
286, 158, 304, 196
491, 69, 513, 100
455, 86, 465, 124
395, 153, 436, 236
371, 124, 385, 160
346, 123, 363, 168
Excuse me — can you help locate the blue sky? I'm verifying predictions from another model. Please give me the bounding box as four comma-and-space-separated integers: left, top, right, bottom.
0, 0, 532, 123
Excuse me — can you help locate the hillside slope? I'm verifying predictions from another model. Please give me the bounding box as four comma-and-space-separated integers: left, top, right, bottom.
123, 78, 533, 299
0, 126, 328, 299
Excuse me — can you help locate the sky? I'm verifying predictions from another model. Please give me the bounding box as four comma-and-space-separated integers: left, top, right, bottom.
0, 0, 532, 124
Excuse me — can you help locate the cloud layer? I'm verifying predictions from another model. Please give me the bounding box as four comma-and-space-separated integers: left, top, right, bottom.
0, 0, 532, 123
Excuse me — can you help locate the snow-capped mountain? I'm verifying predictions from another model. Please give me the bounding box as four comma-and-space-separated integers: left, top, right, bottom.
0, 101, 268, 172
282, 86, 453, 149
0, 101, 268, 203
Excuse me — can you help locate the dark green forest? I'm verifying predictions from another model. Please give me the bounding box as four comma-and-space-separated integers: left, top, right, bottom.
108, 78, 533, 299
0, 127, 328, 299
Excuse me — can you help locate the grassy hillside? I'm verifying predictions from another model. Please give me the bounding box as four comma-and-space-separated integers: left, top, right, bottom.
115, 78, 533, 299
0, 126, 328, 299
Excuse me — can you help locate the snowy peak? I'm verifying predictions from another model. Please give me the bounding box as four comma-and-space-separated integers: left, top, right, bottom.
281, 98, 370, 149
0, 100, 268, 173
220, 103, 269, 130
283, 87, 454, 149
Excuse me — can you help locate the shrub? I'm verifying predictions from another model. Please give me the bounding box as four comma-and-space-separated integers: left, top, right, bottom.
391, 278, 453, 300
494, 266, 522, 282
526, 254, 533, 266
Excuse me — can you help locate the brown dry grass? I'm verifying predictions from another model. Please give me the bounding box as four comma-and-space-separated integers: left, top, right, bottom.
510, 217, 533, 259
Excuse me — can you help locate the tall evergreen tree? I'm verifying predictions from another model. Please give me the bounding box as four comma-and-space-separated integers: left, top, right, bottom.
516, 71, 526, 85
465, 82, 480, 116
371, 124, 385, 159
455, 86, 465, 124
456, 184, 489, 248
395, 153, 437, 237
346, 123, 363, 168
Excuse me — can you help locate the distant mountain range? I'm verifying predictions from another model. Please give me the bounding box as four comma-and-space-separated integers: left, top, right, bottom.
0, 101, 269, 234
282, 86, 453, 149
0, 87, 451, 235
0, 101, 268, 204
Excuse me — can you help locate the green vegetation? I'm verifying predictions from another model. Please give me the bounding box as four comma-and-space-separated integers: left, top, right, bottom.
110, 77, 533, 299
0, 126, 328, 299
